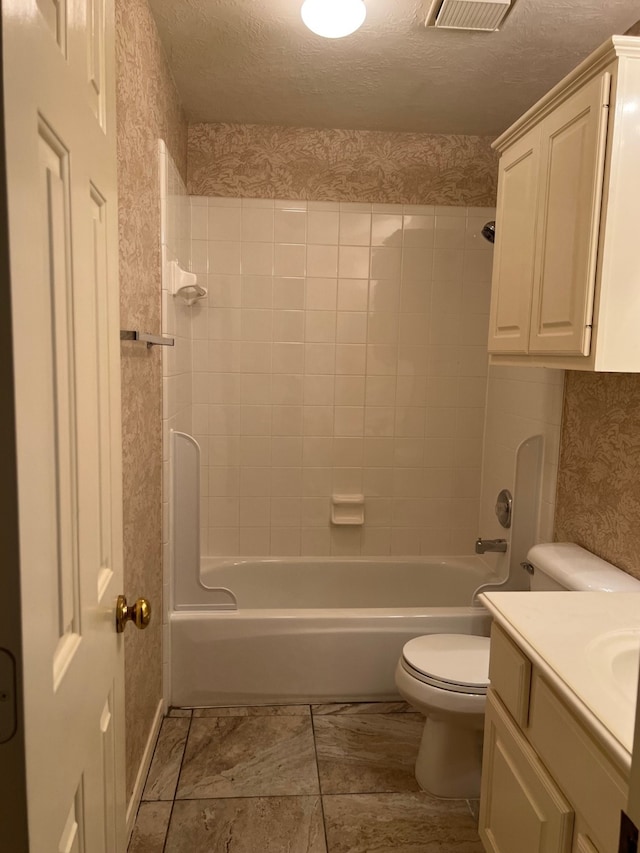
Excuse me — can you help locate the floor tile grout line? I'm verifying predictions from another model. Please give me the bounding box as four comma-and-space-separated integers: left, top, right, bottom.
309, 703, 331, 853
161, 710, 193, 853
171, 793, 334, 802
466, 797, 480, 825
166, 789, 469, 802
138, 717, 168, 805
141, 716, 195, 804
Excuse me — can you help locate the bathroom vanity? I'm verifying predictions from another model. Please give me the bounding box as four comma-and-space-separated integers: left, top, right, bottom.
478, 592, 640, 853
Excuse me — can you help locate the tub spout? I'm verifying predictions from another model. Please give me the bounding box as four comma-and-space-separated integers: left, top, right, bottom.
475, 537, 507, 554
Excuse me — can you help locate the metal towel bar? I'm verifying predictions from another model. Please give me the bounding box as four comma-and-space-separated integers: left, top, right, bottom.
120, 330, 175, 348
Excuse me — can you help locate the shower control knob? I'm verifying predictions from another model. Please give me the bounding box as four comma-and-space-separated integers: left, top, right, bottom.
494, 489, 513, 529
115, 595, 151, 633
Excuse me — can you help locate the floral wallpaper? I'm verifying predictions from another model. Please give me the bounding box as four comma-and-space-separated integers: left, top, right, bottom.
116, 0, 187, 803
188, 123, 498, 206
555, 372, 640, 580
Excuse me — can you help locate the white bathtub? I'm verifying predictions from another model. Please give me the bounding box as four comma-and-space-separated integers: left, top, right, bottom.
170, 556, 496, 707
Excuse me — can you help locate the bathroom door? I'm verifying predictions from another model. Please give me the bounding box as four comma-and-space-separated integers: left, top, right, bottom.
3, 0, 127, 850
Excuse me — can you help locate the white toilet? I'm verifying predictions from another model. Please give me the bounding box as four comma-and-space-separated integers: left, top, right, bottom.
395, 542, 640, 799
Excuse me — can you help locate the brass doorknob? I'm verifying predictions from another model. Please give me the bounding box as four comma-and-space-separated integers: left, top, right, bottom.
116, 595, 151, 633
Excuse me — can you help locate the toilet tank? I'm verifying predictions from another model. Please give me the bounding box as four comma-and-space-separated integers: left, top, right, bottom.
527, 543, 640, 592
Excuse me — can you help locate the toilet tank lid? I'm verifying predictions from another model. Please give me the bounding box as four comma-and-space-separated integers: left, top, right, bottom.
527, 543, 640, 592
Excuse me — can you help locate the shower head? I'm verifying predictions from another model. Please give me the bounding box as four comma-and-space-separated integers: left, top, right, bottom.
481, 221, 496, 244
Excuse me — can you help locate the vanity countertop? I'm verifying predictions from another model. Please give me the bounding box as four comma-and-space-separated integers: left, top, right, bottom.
480, 591, 640, 772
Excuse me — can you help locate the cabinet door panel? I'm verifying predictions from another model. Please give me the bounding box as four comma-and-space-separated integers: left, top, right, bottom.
488, 127, 540, 354
488, 623, 531, 728
480, 690, 574, 853
529, 72, 611, 355
528, 674, 627, 853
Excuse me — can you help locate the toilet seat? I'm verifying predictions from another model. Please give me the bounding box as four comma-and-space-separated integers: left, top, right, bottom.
401, 634, 490, 695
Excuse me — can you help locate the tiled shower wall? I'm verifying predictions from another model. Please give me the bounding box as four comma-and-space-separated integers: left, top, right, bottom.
189, 197, 495, 557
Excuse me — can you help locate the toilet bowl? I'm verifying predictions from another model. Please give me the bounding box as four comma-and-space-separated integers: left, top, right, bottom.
395, 542, 640, 800
395, 633, 490, 798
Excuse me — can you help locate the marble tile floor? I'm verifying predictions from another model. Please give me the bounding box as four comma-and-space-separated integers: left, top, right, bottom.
129, 702, 483, 853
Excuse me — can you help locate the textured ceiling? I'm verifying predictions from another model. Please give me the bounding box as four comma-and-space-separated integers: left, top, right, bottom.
147, 0, 640, 135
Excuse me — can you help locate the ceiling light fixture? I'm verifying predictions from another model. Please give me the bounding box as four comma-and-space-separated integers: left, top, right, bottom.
301, 0, 366, 39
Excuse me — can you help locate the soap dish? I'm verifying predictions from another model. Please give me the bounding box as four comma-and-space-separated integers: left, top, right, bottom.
331, 494, 365, 526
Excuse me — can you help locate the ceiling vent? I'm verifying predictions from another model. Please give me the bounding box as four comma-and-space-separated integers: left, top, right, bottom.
424, 0, 512, 31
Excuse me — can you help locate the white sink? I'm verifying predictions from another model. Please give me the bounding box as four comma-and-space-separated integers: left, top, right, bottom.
587, 629, 640, 704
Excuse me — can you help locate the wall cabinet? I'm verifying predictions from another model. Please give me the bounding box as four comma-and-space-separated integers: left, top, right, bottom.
480, 624, 628, 853
488, 37, 640, 371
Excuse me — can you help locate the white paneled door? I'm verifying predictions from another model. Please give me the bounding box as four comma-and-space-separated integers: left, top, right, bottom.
4, 0, 126, 851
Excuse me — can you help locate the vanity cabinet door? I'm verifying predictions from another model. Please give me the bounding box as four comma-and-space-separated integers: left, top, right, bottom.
528, 72, 611, 356
527, 673, 627, 853
487, 125, 541, 354
480, 690, 574, 853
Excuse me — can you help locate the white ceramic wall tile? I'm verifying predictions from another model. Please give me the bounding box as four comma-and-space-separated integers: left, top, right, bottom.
306, 277, 337, 310
305, 343, 336, 374
209, 241, 241, 275
338, 278, 369, 312
241, 208, 274, 242
242, 241, 273, 275
273, 310, 305, 343
209, 206, 241, 241
308, 211, 339, 244
306, 244, 338, 278
371, 214, 403, 247
273, 276, 305, 309
335, 376, 365, 405
339, 246, 370, 279
242, 275, 273, 308
275, 209, 307, 244
275, 243, 306, 277
339, 212, 372, 246
403, 215, 435, 248
370, 247, 402, 280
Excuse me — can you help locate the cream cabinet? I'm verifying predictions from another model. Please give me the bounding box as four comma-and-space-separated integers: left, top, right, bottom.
481, 691, 574, 853
488, 36, 640, 371
480, 624, 629, 853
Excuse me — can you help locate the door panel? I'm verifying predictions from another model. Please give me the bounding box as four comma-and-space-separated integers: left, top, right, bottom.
488, 126, 540, 354
4, 0, 125, 849
529, 72, 610, 355
38, 118, 82, 686
36, 0, 68, 54
58, 787, 86, 853
480, 690, 574, 853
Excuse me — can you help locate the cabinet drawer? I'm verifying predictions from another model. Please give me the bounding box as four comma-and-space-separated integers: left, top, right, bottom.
528, 673, 627, 853
489, 622, 532, 727
480, 689, 574, 853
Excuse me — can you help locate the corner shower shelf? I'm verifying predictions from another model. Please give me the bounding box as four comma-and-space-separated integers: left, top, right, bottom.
167, 258, 207, 306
